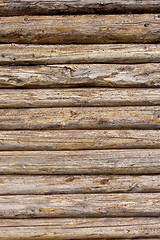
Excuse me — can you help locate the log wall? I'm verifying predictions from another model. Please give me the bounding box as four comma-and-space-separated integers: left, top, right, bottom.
0, 1, 160, 239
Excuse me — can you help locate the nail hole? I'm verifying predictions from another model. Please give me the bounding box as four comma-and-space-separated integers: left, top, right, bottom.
144, 23, 149, 27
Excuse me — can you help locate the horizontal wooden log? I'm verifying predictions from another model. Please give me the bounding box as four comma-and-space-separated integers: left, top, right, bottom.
0, 14, 160, 44
0, 130, 160, 151
1, 175, 160, 194
0, 106, 160, 130
1, 44, 160, 65
1, 193, 160, 217
0, 218, 159, 239
1, 88, 160, 107
0, 0, 160, 16
0, 64, 160, 88
1, 216, 159, 227
0, 149, 159, 175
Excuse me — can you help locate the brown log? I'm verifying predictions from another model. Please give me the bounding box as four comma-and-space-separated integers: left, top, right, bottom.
1, 88, 160, 106
0, 14, 160, 44
0, 106, 160, 130
0, 193, 160, 218
0, 0, 160, 16
1, 175, 160, 195
1, 44, 160, 65
0, 218, 159, 239
0, 149, 159, 175
0, 130, 160, 151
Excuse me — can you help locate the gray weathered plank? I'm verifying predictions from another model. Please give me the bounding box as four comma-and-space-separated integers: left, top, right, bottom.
0, 14, 160, 44
0, 130, 160, 151
0, 106, 160, 130
1, 175, 160, 195
1, 88, 160, 107
0, 193, 160, 217
1, 44, 160, 65
0, 218, 159, 239
0, 0, 160, 16
0, 149, 159, 175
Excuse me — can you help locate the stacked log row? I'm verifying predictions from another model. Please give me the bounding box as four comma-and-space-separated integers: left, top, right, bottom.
0, 1, 160, 239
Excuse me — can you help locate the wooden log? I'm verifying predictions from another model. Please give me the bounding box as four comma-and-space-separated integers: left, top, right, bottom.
0, 0, 160, 16
0, 193, 160, 218
1, 88, 160, 107
0, 149, 160, 175
0, 218, 159, 239
0, 106, 160, 130
0, 130, 160, 151
1, 216, 159, 227
0, 149, 159, 175
0, 64, 160, 88
1, 175, 160, 195
1, 44, 160, 65
0, 14, 160, 44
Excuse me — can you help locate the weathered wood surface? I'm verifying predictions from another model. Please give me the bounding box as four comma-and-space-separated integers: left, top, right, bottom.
1, 88, 160, 107
0, 106, 160, 130
1, 193, 160, 217
0, 2, 159, 238
1, 175, 160, 194
0, 64, 160, 88
1, 44, 160, 65
0, 149, 159, 175
0, 0, 160, 16
1, 216, 159, 227
0, 218, 159, 239
0, 130, 160, 151
0, 14, 160, 44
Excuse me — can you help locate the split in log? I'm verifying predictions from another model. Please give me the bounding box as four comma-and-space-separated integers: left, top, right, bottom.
0, 106, 160, 130
0, 193, 160, 217
0, 14, 160, 44
0, 130, 160, 151
1, 44, 160, 65
0, 0, 160, 15
0, 217, 159, 239
1, 175, 160, 194
0, 88, 160, 107
0, 64, 160, 88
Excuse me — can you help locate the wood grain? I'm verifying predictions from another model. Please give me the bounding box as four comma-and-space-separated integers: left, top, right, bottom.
1, 88, 160, 107
0, 130, 160, 151
0, 64, 160, 88
1, 44, 160, 65
0, 218, 159, 239
1, 175, 160, 195
1, 193, 160, 218
0, 149, 159, 175
0, 0, 160, 16
0, 14, 160, 44
0, 0, 159, 237
0, 106, 160, 130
